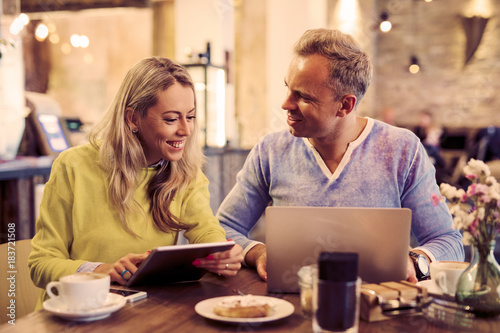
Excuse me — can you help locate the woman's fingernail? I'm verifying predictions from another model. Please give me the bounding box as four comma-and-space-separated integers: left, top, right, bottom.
228, 239, 233, 241
192, 259, 201, 266
147, 251, 151, 254
206, 255, 215, 260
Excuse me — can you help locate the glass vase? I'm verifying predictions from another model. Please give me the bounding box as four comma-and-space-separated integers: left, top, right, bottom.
455, 240, 500, 317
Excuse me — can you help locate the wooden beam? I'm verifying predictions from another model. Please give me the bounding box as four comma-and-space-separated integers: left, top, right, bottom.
20, 0, 150, 13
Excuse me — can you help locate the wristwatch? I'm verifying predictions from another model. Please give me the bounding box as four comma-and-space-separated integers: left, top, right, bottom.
409, 251, 430, 281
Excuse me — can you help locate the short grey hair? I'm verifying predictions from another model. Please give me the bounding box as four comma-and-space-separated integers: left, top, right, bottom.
293, 28, 372, 105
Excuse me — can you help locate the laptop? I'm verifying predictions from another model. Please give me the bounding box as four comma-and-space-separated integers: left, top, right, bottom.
265, 206, 412, 293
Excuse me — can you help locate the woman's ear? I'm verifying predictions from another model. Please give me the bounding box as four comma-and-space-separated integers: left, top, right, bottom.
125, 107, 139, 131
336, 95, 357, 117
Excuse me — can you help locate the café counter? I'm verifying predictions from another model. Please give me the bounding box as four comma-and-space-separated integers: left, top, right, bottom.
1, 268, 499, 333
0, 156, 52, 244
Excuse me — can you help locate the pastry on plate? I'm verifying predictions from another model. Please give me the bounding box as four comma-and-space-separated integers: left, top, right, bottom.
213, 295, 272, 318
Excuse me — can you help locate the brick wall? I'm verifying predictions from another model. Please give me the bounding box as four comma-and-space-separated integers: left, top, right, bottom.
372, 0, 500, 130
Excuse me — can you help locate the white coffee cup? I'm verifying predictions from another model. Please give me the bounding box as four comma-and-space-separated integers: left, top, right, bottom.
430, 261, 469, 296
46, 272, 110, 311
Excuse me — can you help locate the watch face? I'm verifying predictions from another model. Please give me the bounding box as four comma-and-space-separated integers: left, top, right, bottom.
417, 256, 430, 275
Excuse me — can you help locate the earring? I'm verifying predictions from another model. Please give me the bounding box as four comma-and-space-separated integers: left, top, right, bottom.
132, 129, 138, 134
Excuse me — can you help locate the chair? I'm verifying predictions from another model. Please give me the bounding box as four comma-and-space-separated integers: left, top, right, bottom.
0, 239, 42, 324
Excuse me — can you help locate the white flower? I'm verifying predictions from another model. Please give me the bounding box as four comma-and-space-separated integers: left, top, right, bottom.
462, 231, 473, 246
464, 158, 491, 178
486, 176, 498, 186
452, 216, 462, 230
439, 183, 453, 197
440, 183, 464, 201
449, 204, 462, 215
436, 158, 500, 247
489, 184, 500, 202
451, 209, 475, 230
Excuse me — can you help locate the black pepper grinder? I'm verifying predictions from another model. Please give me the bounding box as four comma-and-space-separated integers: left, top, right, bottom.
315, 252, 359, 332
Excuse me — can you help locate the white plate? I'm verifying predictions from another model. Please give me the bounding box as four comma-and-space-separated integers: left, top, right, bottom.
416, 280, 449, 296
195, 295, 295, 323
43, 293, 126, 322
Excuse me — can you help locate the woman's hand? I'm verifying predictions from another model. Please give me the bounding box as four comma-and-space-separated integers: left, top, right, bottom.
94, 252, 150, 285
192, 243, 244, 277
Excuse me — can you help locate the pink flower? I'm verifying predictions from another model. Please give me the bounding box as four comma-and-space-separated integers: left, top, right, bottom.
465, 173, 477, 180
467, 184, 477, 196
437, 158, 500, 247
477, 184, 490, 193
482, 193, 491, 203
467, 183, 489, 197
431, 193, 443, 206
469, 219, 479, 236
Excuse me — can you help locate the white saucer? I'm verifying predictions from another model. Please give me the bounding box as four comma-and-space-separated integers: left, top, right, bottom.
195, 295, 295, 323
416, 280, 451, 296
43, 293, 126, 322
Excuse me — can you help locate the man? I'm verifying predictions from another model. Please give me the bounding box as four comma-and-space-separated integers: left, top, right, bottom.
217, 28, 464, 282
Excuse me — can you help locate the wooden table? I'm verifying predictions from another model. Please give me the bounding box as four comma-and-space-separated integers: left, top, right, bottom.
1, 268, 499, 333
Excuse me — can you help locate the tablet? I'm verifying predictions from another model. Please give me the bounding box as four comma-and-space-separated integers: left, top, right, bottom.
126, 241, 235, 287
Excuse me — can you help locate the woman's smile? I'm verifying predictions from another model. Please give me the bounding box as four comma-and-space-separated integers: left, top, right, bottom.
167, 140, 185, 149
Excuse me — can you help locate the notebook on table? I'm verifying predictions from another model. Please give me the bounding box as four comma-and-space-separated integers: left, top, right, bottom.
265, 206, 412, 293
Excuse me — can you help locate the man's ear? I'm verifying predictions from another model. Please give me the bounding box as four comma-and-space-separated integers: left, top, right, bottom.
336, 95, 357, 117
125, 107, 138, 131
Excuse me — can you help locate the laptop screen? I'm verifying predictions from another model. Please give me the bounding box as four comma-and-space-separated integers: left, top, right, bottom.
265, 206, 412, 293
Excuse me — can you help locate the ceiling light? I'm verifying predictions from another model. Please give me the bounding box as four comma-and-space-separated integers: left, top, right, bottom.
409, 56, 420, 74
70, 34, 90, 48
379, 12, 392, 32
35, 23, 49, 42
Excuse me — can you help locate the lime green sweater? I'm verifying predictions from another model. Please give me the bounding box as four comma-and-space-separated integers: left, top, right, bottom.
29, 143, 226, 308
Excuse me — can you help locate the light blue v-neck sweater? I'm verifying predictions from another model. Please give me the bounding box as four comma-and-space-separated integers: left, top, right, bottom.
217, 118, 464, 262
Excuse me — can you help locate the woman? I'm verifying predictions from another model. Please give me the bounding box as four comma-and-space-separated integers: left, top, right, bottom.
29, 57, 243, 307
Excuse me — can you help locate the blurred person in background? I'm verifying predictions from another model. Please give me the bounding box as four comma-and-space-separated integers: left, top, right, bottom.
413, 110, 446, 182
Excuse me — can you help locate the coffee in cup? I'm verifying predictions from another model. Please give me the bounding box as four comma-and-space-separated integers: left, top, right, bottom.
430, 261, 468, 296
46, 272, 110, 311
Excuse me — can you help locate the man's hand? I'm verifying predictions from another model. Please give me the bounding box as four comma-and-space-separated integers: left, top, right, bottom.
406, 256, 418, 283
407, 249, 431, 283
245, 244, 267, 281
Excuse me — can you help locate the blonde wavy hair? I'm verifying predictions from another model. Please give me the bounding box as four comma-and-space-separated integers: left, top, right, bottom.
89, 57, 204, 236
